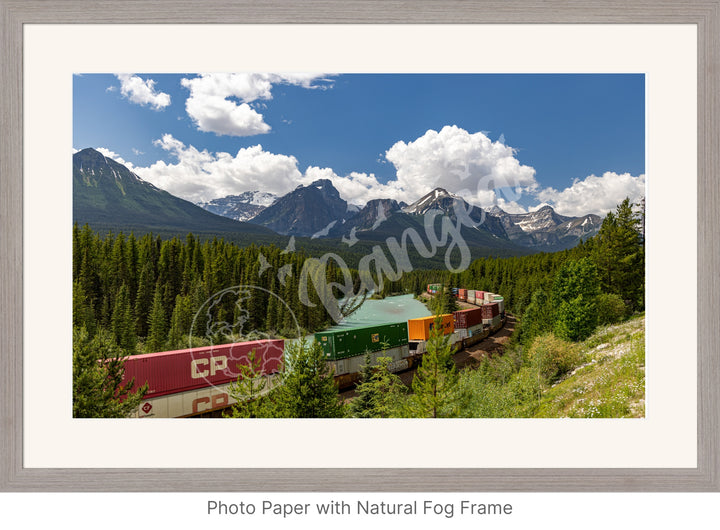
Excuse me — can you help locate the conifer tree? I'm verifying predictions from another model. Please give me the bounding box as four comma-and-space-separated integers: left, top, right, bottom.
350, 354, 407, 418
551, 257, 600, 342
407, 316, 459, 418
167, 294, 193, 348
593, 197, 644, 311
73, 326, 148, 418
267, 339, 344, 418
516, 288, 553, 347
146, 282, 167, 351
224, 349, 273, 418
111, 284, 136, 353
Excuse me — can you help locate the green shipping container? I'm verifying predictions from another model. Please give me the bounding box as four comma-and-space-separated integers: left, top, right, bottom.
315, 322, 410, 360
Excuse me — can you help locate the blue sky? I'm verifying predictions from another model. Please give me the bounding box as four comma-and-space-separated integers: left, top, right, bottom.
73, 73, 645, 216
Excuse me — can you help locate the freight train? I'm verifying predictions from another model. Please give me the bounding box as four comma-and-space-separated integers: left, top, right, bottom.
123, 287, 505, 418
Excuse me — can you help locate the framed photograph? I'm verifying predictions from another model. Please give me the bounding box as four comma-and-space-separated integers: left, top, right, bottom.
2, 1, 718, 491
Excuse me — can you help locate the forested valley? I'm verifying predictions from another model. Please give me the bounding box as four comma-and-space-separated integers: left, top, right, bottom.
73, 198, 644, 418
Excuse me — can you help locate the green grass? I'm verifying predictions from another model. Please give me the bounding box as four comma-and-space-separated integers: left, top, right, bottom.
534, 315, 645, 418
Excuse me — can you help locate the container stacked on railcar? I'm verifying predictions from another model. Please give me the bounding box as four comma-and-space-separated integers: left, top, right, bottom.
123, 339, 284, 418
315, 322, 411, 387
124, 287, 507, 418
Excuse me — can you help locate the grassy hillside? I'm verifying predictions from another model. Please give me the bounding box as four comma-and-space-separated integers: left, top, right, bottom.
535, 315, 645, 418
454, 314, 645, 418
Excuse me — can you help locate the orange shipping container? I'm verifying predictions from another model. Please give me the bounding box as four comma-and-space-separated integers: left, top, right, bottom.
407, 314, 455, 341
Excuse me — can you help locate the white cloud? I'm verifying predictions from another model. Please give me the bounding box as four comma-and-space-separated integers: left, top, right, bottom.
494, 198, 528, 214
384, 125, 538, 205
535, 171, 646, 216
180, 73, 333, 137
132, 134, 304, 203
115, 74, 171, 110
303, 166, 406, 205
95, 147, 135, 170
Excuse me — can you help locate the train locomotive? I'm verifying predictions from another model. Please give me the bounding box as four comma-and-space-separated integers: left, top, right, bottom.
122, 287, 506, 418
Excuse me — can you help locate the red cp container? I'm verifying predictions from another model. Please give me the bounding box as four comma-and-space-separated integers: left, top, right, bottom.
121, 340, 284, 398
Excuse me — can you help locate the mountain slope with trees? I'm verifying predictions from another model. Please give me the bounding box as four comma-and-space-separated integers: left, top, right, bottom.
73, 148, 276, 236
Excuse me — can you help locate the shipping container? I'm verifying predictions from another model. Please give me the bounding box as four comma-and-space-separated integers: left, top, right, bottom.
482, 315, 502, 327
467, 295, 476, 304
407, 314, 455, 341
453, 328, 469, 340
484, 292, 494, 302
453, 307, 484, 329
330, 344, 410, 376
315, 321, 409, 360
467, 323, 485, 337
480, 302, 500, 319
458, 288, 468, 301
122, 339, 284, 399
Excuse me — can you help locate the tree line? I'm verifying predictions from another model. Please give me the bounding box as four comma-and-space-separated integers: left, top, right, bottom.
73, 225, 354, 355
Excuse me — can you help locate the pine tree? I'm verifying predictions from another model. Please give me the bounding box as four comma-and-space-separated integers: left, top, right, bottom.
111, 284, 136, 353
134, 262, 154, 337
224, 349, 273, 418
407, 316, 459, 417
73, 326, 148, 418
73, 279, 96, 336
267, 338, 344, 418
551, 258, 600, 342
167, 294, 193, 349
516, 288, 553, 347
146, 282, 167, 351
350, 354, 407, 418
593, 197, 644, 311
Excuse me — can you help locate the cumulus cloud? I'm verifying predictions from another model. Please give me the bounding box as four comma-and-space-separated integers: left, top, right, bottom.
132, 134, 304, 203
180, 73, 333, 137
494, 197, 528, 214
385, 125, 537, 205
303, 166, 406, 205
116, 74, 171, 110
535, 172, 646, 216
95, 147, 135, 170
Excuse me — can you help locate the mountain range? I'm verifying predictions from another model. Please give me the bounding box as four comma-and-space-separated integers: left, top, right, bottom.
196, 191, 277, 222
218, 182, 601, 252
73, 148, 275, 237
73, 148, 602, 254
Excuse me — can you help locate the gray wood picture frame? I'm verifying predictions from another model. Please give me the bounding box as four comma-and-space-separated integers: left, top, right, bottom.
1, 0, 718, 492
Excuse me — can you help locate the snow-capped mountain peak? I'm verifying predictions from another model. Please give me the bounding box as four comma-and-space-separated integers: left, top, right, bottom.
401, 187, 460, 215
196, 191, 278, 222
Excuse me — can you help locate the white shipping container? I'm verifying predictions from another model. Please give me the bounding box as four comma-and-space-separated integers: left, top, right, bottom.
467, 295, 476, 304
332, 344, 410, 376
453, 329, 468, 340
468, 323, 484, 337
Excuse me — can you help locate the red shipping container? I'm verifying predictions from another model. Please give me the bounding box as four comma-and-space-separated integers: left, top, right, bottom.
480, 302, 500, 319
458, 288, 468, 301
121, 340, 284, 398
453, 307, 483, 329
